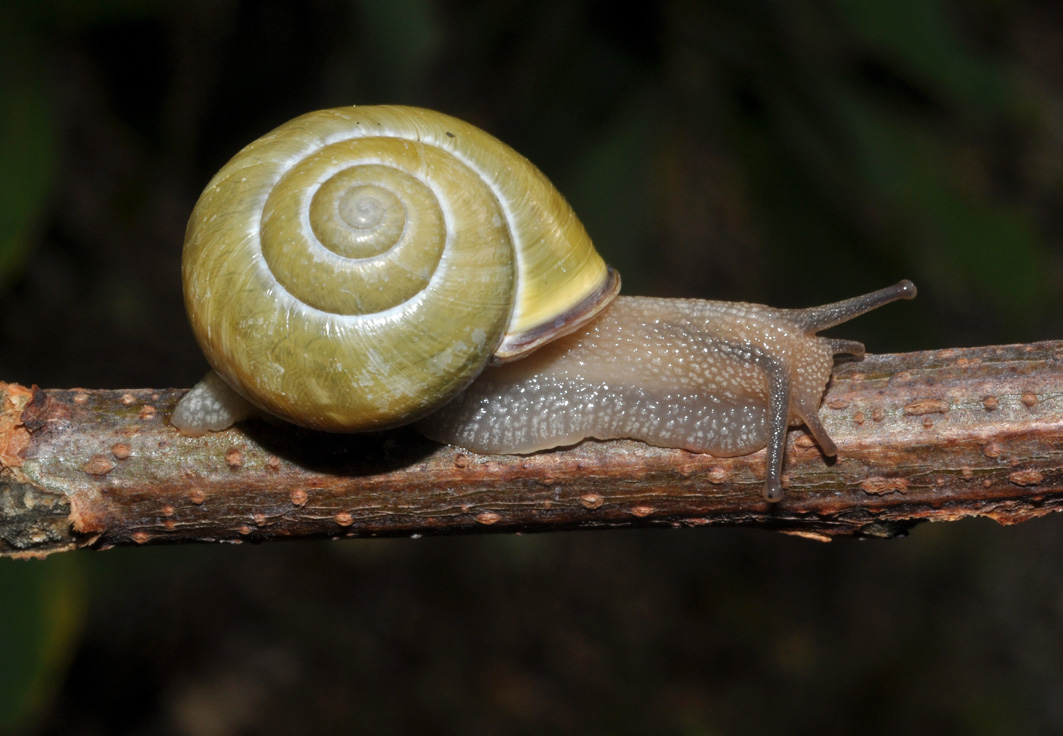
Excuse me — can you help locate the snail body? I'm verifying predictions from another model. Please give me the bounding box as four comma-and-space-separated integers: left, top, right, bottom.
420, 286, 914, 502
173, 105, 916, 501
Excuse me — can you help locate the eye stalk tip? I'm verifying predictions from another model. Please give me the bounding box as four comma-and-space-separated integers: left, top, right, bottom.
896, 279, 917, 299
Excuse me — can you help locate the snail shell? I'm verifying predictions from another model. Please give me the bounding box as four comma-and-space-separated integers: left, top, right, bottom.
177, 106, 618, 433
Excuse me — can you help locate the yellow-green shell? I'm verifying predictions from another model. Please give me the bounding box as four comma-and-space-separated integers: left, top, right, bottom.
182, 105, 617, 432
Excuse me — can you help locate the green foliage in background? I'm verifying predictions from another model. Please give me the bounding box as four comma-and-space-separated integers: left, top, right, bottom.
0, 13, 56, 287
351, 0, 441, 100
0, 557, 85, 734
693, 0, 1045, 330
829, 0, 1044, 320
0, 0, 174, 286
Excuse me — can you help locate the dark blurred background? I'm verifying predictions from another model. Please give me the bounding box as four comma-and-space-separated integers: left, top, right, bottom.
2, 0, 1063, 733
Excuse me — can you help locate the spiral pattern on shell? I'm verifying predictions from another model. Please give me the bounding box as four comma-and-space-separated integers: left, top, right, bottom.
182, 106, 616, 432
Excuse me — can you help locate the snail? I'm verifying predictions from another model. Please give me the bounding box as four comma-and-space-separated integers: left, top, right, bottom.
172, 105, 916, 502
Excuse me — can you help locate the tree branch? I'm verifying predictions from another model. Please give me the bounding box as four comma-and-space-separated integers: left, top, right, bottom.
3, 341, 1063, 557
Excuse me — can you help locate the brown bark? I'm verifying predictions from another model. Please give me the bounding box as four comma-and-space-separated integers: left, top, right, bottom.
2, 341, 1063, 557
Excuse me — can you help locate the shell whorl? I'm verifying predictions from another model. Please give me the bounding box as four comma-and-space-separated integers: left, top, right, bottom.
182, 105, 616, 432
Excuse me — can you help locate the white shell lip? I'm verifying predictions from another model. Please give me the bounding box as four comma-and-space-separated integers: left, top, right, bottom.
493, 266, 621, 363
